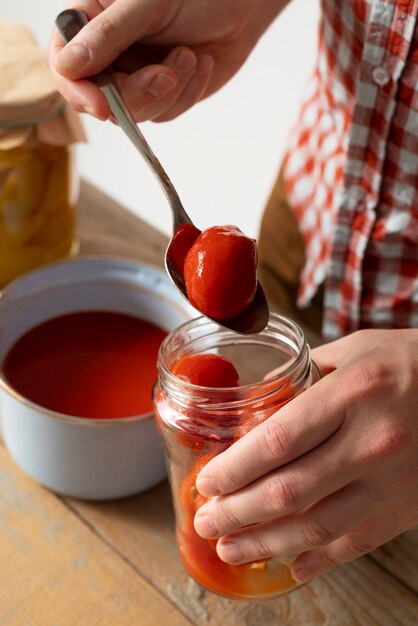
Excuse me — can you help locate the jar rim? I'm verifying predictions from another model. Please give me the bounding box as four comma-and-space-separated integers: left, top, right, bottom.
157, 313, 311, 400
0, 102, 66, 129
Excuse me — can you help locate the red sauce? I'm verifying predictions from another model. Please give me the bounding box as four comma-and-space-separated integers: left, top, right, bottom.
179, 455, 295, 598
2, 311, 167, 419
183, 225, 258, 319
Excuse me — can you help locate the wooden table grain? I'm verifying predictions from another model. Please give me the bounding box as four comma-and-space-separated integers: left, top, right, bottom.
0, 180, 417, 626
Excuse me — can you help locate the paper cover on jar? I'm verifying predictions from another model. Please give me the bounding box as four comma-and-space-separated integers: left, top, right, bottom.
0, 20, 86, 149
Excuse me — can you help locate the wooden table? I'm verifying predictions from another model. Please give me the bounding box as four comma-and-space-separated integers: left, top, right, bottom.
0, 181, 417, 626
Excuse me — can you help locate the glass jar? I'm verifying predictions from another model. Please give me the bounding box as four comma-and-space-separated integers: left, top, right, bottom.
0, 19, 85, 289
153, 313, 319, 601
0, 142, 78, 288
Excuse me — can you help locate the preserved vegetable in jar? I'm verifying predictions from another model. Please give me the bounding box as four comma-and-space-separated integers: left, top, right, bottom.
0, 144, 78, 286
0, 20, 85, 288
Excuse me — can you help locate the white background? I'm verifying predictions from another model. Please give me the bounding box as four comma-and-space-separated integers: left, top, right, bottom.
1, 0, 319, 238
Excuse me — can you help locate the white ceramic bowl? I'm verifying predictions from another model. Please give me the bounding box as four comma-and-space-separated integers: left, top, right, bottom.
0, 257, 195, 500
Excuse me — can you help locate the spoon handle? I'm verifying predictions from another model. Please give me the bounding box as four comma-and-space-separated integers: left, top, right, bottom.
55, 9, 192, 230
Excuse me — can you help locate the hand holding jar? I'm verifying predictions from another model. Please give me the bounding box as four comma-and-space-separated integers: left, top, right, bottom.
153, 313, 320, 600
194, 329, 418, 583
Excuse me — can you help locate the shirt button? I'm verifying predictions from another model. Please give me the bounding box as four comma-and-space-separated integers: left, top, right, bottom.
372, 65, 390, 87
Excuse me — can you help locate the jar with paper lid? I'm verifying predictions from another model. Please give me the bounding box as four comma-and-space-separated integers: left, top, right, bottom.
0, 21, 86, 288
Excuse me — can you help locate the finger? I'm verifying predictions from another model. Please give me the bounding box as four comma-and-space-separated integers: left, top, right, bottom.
310, 339, 346, 377
217, 483, 402, 567
48, 64, 111, 119
49, 60, 179, 121
49, 40, 179, 119
196, 370, 346, 497
291, 512, 411, 582
310, 331, 372, 377
53, 0, 175, 78
49, 1, 112, 118
194, 430, 367, 539
214, 480, 389, 565
118, 46, 198, 122
49, 0, 107, 69
153, 54, 214, 122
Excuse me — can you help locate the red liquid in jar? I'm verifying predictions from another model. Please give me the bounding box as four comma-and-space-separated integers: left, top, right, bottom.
179, 455, 296, 598
2, 311, 167, 418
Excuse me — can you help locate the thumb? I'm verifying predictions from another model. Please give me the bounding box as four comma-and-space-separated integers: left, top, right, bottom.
54, 0, 174, 78
262, 345, 335, 381
310, 337, 350, 377
264, 337, 345, 381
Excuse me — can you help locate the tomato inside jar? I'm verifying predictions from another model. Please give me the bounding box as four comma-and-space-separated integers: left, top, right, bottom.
153, 314, 319, 600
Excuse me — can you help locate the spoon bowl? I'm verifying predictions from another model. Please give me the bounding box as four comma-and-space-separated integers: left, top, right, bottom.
56, 9, 269, 334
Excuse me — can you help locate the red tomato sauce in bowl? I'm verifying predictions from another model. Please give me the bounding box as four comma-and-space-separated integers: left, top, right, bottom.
2, 311, 166, 419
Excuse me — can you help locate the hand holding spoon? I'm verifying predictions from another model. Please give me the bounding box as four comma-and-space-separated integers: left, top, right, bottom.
55, 9, 269, 334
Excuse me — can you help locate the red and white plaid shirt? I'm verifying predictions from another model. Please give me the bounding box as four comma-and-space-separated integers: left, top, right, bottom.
284, 0, 418, 339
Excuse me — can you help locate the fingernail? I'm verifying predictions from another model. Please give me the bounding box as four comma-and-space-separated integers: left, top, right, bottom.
84, 106, 96, 118
198, 54, 214, 75
58, 44, 90, 71
195, 476, 220, 497
194, 514, 219, 539
175, 49, 197, 73
84, 107, 108, 121
218, 540, 244, 564
148, 73, 177, 97
292, 566, 314, 582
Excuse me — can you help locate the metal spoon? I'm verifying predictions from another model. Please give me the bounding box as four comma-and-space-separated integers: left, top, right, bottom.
56, 9, 269, 334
